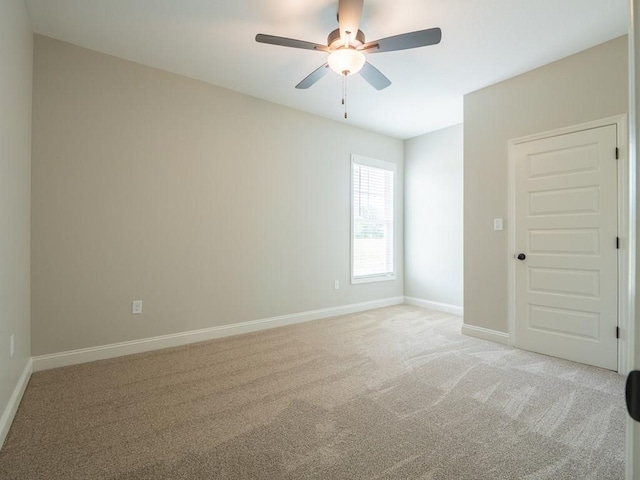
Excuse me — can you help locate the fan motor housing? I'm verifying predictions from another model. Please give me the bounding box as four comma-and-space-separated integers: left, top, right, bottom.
328, 29, 365, 49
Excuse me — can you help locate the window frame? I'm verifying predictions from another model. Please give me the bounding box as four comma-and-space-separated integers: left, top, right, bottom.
350, 154, 397, 285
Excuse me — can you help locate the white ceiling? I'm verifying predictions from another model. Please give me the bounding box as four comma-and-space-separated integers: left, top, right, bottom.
24, 0, 628, 139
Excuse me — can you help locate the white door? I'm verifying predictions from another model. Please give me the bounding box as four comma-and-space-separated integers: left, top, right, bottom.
513, 124, 618, 370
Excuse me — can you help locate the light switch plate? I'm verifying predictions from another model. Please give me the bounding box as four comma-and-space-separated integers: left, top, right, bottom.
132, 300, 142, 315
493, 218, 503, 231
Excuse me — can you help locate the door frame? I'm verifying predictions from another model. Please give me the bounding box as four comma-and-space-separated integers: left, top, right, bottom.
506, 114, 630, 374
628, 2, 639, 477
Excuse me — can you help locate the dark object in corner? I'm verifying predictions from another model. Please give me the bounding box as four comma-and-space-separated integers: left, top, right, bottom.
627, 370, 640, 422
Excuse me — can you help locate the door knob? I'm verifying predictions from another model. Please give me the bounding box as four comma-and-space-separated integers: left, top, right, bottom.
627, 370, 640, 422
517, 253, 526, 261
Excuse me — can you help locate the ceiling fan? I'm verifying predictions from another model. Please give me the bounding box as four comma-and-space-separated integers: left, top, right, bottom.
255, 0, 442, 92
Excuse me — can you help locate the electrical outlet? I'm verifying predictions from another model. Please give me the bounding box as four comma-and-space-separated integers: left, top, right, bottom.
10, 334, 14, 358
132, 300, 143, 315
334, 280, 340, 290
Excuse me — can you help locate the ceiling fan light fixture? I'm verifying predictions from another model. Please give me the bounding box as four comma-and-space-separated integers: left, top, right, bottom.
328, 48, 365, 76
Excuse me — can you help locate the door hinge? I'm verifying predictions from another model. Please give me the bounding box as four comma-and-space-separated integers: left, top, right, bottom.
616, 147, 619, 159
617, 326, 620, 339
617, 237, 620, 249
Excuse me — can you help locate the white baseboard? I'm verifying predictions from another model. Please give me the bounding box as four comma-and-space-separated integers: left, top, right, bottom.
461, 324, 510, 345
404, 297, 463, 316
32, 297, 405, 372
0, 358, 32, 448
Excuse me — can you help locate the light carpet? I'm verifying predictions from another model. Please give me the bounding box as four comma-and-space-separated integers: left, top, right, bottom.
0, 305, 626, 479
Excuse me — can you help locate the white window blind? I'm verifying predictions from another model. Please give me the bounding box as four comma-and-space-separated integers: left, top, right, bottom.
351, 155, 396, 283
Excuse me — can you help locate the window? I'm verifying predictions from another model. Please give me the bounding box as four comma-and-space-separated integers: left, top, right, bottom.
351, 155, 396, 284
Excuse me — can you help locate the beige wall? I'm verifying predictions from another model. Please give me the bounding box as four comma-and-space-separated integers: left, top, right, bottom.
463, 36, 628, 333
31, 35, 404, 356
404, 124, 463, 308
0, 0, 32, 435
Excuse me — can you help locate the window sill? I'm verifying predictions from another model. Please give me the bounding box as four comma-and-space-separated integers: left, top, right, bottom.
351, 275, 396, 285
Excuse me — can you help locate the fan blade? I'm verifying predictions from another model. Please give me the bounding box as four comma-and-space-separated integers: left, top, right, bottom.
296, 63, 330, 89
359, 62, 391, 90
338, 0, 364, 44
256, 34, 329, 52
363, 27, 442, 54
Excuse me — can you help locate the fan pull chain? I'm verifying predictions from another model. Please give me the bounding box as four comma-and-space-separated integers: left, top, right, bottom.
342, 71, 348, 119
